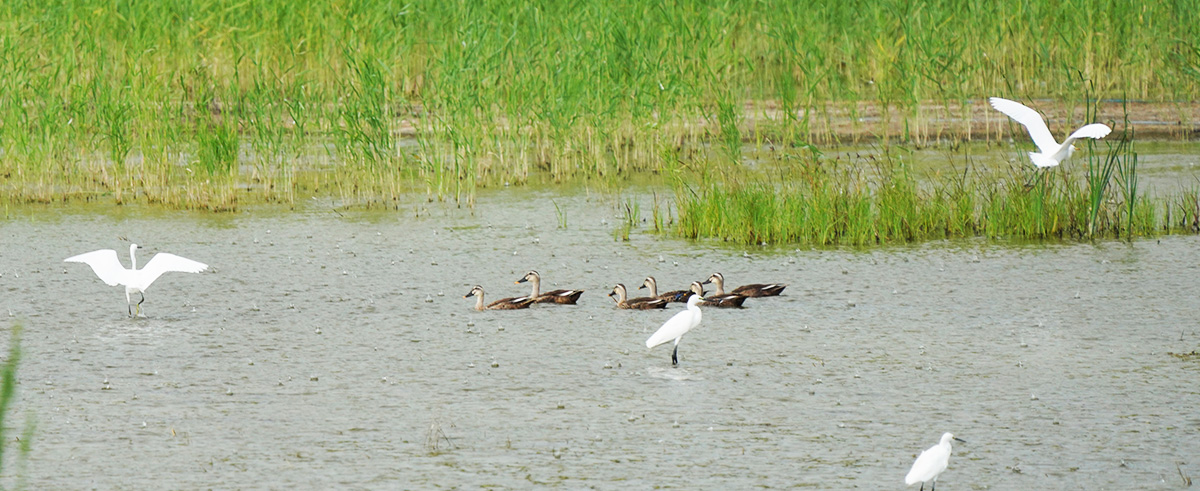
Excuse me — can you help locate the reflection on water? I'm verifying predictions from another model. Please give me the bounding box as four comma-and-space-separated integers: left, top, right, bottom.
1, 191, 1198, 489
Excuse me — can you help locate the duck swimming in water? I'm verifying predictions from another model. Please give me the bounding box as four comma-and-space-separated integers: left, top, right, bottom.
703, 272, 786, 297
689, 281, 747, 308
516, 270, 585, 304
608, 283, 669, 309
638, 276, 695, 303
463, 285, 534, 311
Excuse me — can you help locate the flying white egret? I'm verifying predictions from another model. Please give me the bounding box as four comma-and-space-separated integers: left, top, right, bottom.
64, 244, 208, 316
905, 432, 965, 491
989, 97, 1112, 168
645, 294, 705, 366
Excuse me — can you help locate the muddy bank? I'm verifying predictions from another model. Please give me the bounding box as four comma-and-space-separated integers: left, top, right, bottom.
389, 100, 1200, 144
758, 99, 1200, 143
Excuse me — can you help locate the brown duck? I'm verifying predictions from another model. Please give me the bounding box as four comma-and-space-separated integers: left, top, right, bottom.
516, 270, 584, 304
464, 285, 535, 311
689, 281, 747, 308
608, 284, 669, 309
638, 276, 695, 303
704, 272, 786, 297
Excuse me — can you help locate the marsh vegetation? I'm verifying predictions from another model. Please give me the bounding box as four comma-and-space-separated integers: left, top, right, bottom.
2, 0, 1198, 242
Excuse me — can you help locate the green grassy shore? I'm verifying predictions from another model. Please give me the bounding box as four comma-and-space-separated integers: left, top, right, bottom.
2, 1, 1199, 242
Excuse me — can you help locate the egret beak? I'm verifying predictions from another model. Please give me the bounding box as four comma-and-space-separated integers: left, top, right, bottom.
953, 437, 966, 443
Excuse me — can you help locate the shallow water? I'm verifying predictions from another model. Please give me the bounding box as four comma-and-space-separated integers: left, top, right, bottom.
816, 141, 1200, 195
2, 192, 1199, 489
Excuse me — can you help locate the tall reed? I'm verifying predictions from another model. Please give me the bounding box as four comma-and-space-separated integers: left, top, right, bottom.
675, 131, 1193, 245
1, 0, 1198, 210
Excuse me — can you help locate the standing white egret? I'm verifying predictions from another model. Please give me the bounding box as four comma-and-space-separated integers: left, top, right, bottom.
645, 294, 705, 366
989, 97, 1112, 168
905, 432, 965, 491
64, 244, 208, 316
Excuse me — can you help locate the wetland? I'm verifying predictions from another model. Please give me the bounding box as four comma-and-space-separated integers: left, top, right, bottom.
2, 195, 1200, 488
3, 1, 1200, 488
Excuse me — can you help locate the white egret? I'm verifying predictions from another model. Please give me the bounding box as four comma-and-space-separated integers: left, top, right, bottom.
989, 97, 1112, 168
64, 244, 208, 316
905, 432, 965, 491
645, 294, 705, 366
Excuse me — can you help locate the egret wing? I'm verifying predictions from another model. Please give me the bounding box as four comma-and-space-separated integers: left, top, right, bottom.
989, 97, 1059, 154
1064, 123, 1111, 142
139, 253, 208, 288
905, 444, 950, 485
646, 309, 692, 348
64, 249, 126, 286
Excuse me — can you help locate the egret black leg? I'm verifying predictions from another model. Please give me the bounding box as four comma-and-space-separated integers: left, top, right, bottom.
671, 345, 679, 366
136, 293, 145, 316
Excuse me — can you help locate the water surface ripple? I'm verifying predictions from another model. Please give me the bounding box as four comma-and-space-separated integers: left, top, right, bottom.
2, 194, 1198, 488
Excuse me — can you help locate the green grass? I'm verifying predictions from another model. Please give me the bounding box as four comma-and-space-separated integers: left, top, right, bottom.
675, 134, 1196, 245
1, 0, 1198, 243
0, 322, 34, 488
615, 198, 641, 241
